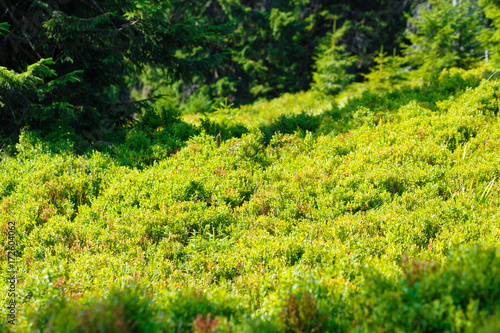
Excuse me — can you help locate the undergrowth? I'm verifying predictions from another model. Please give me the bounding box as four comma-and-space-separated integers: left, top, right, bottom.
1, 66, 500, 332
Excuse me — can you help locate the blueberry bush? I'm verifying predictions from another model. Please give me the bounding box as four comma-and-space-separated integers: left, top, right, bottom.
1, 66, 500, 332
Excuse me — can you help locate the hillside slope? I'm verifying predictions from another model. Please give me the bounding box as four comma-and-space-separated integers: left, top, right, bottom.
1, 67, 500, 332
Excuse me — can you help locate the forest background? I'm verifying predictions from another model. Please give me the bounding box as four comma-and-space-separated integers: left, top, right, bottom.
1, 0, 498, 158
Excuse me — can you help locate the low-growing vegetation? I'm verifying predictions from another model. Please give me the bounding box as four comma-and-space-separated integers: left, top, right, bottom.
1, 67, 500, 332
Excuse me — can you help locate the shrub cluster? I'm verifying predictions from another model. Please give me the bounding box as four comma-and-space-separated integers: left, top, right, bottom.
1, 67, 500, 331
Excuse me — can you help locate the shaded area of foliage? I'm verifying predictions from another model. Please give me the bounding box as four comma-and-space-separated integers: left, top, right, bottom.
0, 0, 232, 149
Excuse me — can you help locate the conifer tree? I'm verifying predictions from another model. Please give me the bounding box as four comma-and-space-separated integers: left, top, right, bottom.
479, 0, 500, 66
404, 0, 484, 77
0, 57, 82, 144
145, 1, 413, 107
0, 0, 232, 146
311, 21, 357, 95
362, 46, 407, 92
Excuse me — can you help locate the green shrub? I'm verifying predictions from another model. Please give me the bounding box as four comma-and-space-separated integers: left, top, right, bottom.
353, 246, 500, 332
29, 288, 160, 333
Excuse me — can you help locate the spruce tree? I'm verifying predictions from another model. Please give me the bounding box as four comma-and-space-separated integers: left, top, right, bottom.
362, 47, 407, 92
142, 1, 413, 107
0, 0, 232, 147
479, 0, 500, 66
311, 21, 357, 95
404, 0, 484, 78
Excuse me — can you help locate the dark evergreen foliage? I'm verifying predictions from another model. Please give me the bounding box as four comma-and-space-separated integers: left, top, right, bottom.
0, 0, 232, 147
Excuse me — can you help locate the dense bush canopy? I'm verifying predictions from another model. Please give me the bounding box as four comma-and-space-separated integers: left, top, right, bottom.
1, 66, 500, 331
